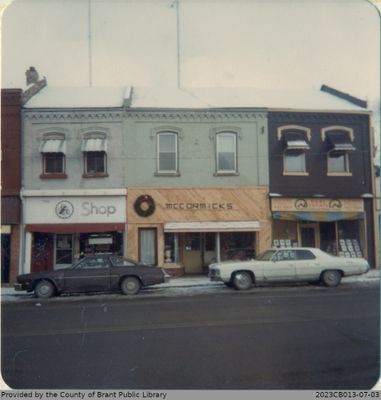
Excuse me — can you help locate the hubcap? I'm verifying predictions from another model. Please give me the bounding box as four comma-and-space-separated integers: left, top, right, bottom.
40, 284, 50, 295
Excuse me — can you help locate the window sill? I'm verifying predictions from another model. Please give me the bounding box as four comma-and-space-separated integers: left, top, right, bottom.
283, 172, 309, 176
82, 173, 109, 178
40, 173, 67, 180
154, 172, 180, 177
214, 172, 239, 177
327, 172, 352, 177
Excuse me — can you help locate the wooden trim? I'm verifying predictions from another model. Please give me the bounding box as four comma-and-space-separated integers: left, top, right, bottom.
26, 223, 125, 234
82, 173, 109, 178
327, 172, 352, 177
283, 172, 309, 176
277, 125, 311, 141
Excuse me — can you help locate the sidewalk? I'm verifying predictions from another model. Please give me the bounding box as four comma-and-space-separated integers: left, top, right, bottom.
1, 269, 379, 299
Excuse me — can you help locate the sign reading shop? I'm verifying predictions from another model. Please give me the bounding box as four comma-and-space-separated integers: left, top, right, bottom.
25, 196, 125, 224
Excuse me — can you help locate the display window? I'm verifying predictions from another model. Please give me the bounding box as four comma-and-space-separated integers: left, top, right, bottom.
220, 232, 256, 261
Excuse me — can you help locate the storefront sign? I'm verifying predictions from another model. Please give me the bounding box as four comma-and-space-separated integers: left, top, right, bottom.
25, 196, 125, 224
165, 202, 233, 211
271, 198, 364, 212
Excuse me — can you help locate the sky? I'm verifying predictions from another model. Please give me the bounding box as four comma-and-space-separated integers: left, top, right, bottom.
0, 0, 379, 104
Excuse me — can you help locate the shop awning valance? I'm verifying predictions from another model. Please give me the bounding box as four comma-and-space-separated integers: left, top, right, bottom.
272, 211, 364, 222
164, 221, 260, 232
286, 139, 310, 150
26, 223, 124, 234
39, 139, 67, 154
81, 138, 108, 152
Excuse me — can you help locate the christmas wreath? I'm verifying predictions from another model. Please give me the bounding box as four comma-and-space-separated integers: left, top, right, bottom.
134, 194, 156, 217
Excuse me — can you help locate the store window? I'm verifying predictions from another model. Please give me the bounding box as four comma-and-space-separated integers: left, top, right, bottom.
220, 232, 255, 261
216, 132, 237, 174
164, 232, 178, 263
80, 233, 122, 256
337, 220, 363, 258
157, 132, 178, 173
55, 234, 73, 267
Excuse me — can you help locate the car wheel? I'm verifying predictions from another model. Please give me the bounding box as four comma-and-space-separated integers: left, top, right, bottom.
121, 277, 141, 295
321, 270, 342, 287
233, 272, 253, 291
34, 280, 56, 299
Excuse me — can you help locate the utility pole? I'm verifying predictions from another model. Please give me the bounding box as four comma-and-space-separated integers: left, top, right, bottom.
88, 0, 93, 87
175, 0, 180, 88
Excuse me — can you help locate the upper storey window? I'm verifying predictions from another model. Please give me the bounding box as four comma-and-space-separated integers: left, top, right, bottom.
81, 134, 108, 178
322, 126, 355, 176
157, 132, 178, 174
277, 125, 311, 176
39, 134, 67, 179
216, 132, 237, 174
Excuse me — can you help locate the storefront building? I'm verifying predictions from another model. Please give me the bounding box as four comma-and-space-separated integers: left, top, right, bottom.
1, 89, 22, 284
268, 110, 378, 268
127, 187, 271, 276
21, 190, 126, 273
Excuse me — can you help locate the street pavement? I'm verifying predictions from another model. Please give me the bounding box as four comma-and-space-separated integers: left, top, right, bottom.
2, 283, 379, 390
1, 269, 379, 302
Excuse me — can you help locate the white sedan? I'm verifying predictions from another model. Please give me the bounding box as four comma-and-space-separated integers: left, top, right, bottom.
209, 247, 370, 290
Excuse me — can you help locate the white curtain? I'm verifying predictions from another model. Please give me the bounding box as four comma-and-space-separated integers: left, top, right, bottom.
140, 229, 156, 265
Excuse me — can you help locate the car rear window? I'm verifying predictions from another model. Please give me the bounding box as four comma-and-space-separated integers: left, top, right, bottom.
296, 250, 316, 260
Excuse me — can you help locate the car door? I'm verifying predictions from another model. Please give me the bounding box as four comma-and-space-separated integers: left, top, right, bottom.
63, 256, 112, 293
294, 250, 322, 281
263, 250, 296, 282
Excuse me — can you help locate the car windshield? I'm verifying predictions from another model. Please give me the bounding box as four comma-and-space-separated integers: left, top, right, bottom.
256, 250, 276, 261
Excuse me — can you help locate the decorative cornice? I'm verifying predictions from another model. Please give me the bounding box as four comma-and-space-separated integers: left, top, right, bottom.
124, 110, 267, 121
24, 109, 267, 123
24, 111, 124, 122
269, 112, 368, 123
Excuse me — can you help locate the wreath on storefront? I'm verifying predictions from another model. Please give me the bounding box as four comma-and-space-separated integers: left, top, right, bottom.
134, 194, 156, 217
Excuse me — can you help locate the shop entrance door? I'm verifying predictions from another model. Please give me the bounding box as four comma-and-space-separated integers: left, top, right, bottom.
300, 224, 319, 248
183, 233, 202, 274
139, 228, 157, 266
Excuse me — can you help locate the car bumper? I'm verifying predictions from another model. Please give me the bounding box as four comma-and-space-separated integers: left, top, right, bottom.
13, 283, 24, 291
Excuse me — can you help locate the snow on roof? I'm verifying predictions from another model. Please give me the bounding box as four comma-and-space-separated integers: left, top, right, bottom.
24, 86, 130, 108
24, 85, 368, 111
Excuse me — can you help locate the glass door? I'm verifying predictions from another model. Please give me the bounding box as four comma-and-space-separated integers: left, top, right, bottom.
139, 228, 157, 265
299, 223, 319, 248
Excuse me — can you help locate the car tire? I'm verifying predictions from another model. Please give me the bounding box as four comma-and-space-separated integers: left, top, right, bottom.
121, 277, 141, 295
34, 280, 56, 299
321, 270, 342, 287
233, 272, 253, 291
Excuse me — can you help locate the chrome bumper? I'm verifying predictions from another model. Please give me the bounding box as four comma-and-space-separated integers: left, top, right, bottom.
13, 283, 24, 291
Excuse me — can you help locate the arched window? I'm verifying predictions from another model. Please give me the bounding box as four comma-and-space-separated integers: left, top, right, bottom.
39, 133, 67, 179
216, 132, 237, 173
322, 126, 354, 175
157, 132, 178, 173
277, 125, 310, 175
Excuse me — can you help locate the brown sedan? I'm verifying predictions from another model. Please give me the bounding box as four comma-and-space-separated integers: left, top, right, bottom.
14, 255, 169, 298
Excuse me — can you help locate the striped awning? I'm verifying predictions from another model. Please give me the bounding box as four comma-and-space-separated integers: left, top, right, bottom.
286, 139, 310, 150
39, 139, 66, 154
164, 221, 260, 232
81, 138, 107, 152
273, 211, 364, 222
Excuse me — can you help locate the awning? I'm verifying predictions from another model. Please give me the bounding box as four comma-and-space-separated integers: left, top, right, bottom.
81, 138, 108, 152
164, 221, 260, 232
39, 139, 67, 154
272, 211, 364, 222
26, 223, 125, 234
327, 133, 355, 152
283, 132, 310, 150
286, 139, 310, 150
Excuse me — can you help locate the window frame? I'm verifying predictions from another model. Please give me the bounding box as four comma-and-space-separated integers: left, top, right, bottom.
277, 125, 310, 177
322, 126, 354, 177
40, 152, 67, 179
83, 151, 108, 178
215, 131, 238, 175
156, 131, 179, 175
